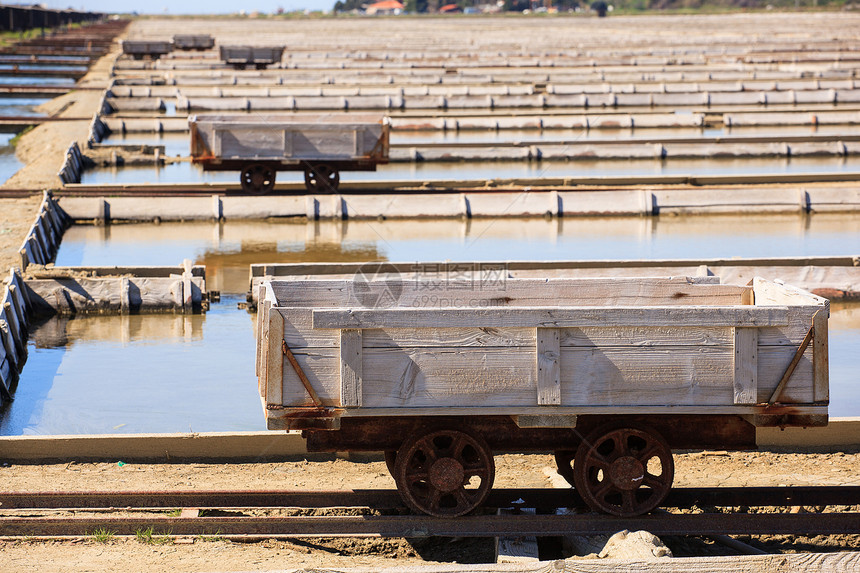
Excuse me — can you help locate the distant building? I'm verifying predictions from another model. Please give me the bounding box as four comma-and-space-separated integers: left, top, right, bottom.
365, 0, 404, 14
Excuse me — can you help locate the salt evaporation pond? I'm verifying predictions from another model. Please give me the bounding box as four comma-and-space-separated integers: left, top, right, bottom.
2, 214, 858, 435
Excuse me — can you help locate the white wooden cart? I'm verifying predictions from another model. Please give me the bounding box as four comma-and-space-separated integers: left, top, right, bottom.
255, 274, 828, 517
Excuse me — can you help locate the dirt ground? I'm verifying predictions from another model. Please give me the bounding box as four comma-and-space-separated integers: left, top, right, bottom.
0, 196, 41, 272
0, 450, 859, 572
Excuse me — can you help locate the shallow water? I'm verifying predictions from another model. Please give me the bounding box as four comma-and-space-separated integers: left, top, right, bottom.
0, 133, 22, 184
101, 124, 853, 156
0, 97, 49, 117
0, 295, 264, 435
56, 215, 860, 294
80, 155, 860, 185
0, 75, 74, 86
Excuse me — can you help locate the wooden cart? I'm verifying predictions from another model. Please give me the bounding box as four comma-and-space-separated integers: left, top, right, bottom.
219, 45, 284, 70
255, 274, 829, 517
189, 114, 390, 194
121, 40, 173, 60
173, 34, 214, 51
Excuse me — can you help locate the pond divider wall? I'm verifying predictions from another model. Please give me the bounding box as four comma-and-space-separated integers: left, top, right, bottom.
57, 142, 85, 185
0, 270, 30, 404
99, 110, 860, 135
56, 185, 860, 223
18, 191, 71, 270
24, 262, 208, 317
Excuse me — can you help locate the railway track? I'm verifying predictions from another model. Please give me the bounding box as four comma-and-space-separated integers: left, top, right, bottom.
1, 486, 858, 538
0, 171, 855, 199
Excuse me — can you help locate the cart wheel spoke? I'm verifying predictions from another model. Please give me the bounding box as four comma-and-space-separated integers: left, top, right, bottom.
642, 474, 664, 489
394, 428, 494, 517
584, 455, 611, 472
621, 490, 636, 514
573, 423, 674, 517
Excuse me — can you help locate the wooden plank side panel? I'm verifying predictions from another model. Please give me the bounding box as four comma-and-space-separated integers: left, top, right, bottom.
340, 328, 362, 407
753, 277, 828, 306
271, 278, 749, 310
559, 345, 735, 406
536, 328, 560, 405
281, 348, 340, 407
733, 327, 758, 405
266, 308, 284, 406
361, 346, 537, 408
757, 346, 814, 404
560, 325, 733, 347
314, 306, 790, 330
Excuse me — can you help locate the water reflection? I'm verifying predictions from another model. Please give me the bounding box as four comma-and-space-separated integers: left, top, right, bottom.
81, 155, 860, 185
56, 215, 860, 294
0, 295, 263, 435
0, 133, 22, 184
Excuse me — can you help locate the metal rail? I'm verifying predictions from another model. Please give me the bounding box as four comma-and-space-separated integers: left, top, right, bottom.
2, 513, 859, 538
1, 487, 858, 537
0, 170, 854, 199
1, 486, 858, 510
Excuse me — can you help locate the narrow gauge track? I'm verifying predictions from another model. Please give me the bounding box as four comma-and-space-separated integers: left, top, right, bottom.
1, 487, 858, 537
1, 171, 856, 199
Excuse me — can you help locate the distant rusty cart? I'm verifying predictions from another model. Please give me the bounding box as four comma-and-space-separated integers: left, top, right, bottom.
173, 34, 214, 51
121, 40, 173, 60
189, 114, 390, 194
219, 45, 284, 70
255, 274, 829, 517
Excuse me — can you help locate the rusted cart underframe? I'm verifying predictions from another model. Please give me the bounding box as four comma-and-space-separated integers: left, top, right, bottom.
195, 158, 381, 194
280, 409, 821, 518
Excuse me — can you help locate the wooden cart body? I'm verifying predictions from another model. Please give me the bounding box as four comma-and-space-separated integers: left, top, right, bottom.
219, 45, 284, 69
255, 275, 829, 436
189, 113, 390, 171
121, 40, 173, 59
173, 34, 214, 50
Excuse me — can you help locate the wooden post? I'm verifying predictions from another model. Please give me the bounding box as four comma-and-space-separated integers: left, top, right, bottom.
0, 318, 19, 371
120, 277, 130, 315
258, 301, 271, 396
733, 327, 758, 405
266, 308, 284, 407
813, 311, 829, 403
536, 327, 561, 405
340, 328, 363, 407
3, 302, 24, 357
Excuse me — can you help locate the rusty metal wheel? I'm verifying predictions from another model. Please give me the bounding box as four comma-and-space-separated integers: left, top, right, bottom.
573, 424, 674, 517
240, 163, 276, 195
304, 163, 340, 193
394, 428, 494, 517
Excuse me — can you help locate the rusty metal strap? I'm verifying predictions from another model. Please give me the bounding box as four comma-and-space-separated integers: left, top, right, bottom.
768, 319, 816, 405
282, 340, 323, 407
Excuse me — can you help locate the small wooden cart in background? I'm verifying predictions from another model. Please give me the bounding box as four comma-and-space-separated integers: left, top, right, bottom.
189, 114, 390, 194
